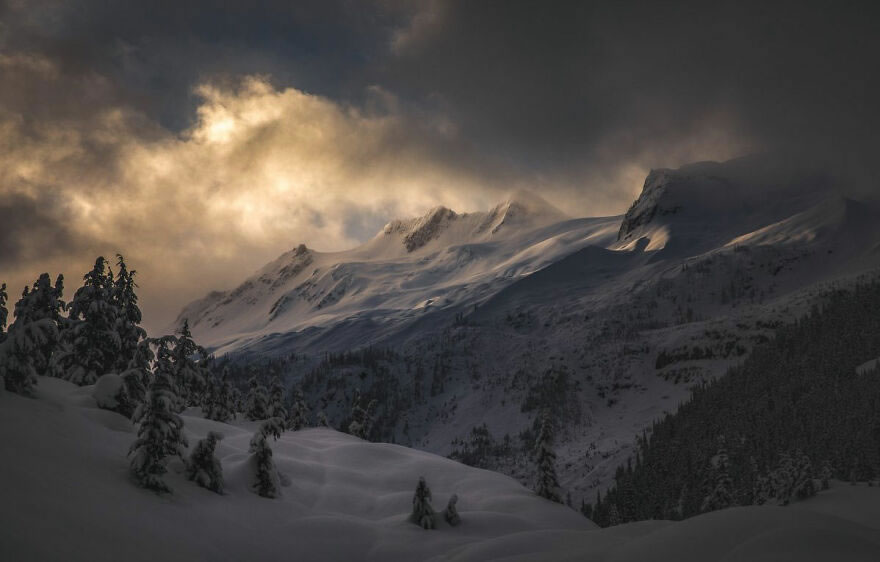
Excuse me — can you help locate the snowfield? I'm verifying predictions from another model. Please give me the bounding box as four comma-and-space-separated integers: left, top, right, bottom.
2, 377, 879, 561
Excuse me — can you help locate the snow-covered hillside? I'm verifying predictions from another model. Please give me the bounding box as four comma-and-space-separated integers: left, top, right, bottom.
2, 377, 879, 562
176, 156, 880, 506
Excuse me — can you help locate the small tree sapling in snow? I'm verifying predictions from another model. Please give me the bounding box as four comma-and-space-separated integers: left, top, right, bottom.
444, 493, 461, 526
317, 411, 330, 428
249, 426, 281, 498
410, 477, 436, 529
128, 336, 188, 493
534, 410, 562, 503
187, 431, 224, 494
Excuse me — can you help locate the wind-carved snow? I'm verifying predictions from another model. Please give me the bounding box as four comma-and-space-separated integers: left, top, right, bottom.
2, 377, 879, 562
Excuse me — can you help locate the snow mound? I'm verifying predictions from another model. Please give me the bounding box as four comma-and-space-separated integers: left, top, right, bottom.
0, 377, 590, 562
92, 373, 124, 410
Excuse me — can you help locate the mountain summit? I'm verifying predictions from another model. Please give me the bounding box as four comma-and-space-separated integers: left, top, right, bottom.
173, 191, 614, 355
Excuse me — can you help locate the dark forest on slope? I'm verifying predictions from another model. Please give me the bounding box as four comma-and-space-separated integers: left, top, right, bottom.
590, 280, 880, 527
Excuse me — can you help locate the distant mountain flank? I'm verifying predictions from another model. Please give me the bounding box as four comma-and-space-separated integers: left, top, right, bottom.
174, 190, 616, 355
174, 155, 880, 505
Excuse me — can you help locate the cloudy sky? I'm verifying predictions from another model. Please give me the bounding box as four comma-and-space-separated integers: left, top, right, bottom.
1, 1, 877, 332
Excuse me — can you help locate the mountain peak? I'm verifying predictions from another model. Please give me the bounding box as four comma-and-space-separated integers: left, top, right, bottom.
382, 205, 459, 252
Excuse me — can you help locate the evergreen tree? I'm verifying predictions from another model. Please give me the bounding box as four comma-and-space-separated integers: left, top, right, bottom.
0, 282, 8, 344
260, 415, 286, 441
820, 460, 834, 490
187, 431, 224, 494
287, 386, 309, 431
268, 376, 288, 420
770, 452, 796, 505
444, 493, 461, 526
348, 392, 371, 439
249, 425, 280, 498
535, 410, 562, 503
204, 367, 236, 423
129, 337, 188, 492
608, 504, 621, 526
316, 411, 330, 428
118, 338, 155, 418
54, 258, 119, 385
792, 450, 817, 500
701, 445, 735, 512
172, 319, 209, 410
111, 255, 146, 373
245, 373, 270, 421
0, 276, 64, 395
410, 477, 436, 529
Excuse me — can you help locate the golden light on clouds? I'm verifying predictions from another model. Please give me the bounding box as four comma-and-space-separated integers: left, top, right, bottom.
0, 59, 524, 331
0, 50, 750, 334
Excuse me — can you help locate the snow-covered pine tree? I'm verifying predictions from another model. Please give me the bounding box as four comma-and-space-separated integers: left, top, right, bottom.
363, 399, 378, 438
444, 493, 461, 526
608, 504, 621, 526
820, 460, 834, 490
128, 336, 188, 492
410, 477, 436, 529
701, 445, 735, 512
287, 385, 309, 431
260, 415, 286, 441
0, 281, 61, 395
204, 367, 235, 423
117, 338, 155, 418
187, 431, 224, 494
0, 282, 8, 344
245, 372, 270, 421
316, 411, 330, 428
172, 319, 209, 410
249, 428, 280, 498
53, 258, 119, 385
534, 410, 562, 503
111, 255, 147, 373
792, 450, 816, 500
348, 392, 369, 438
268, 376, 288, 421
770, 452, 796, 505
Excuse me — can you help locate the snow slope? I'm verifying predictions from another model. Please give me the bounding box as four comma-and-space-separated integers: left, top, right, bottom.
2, 377, 879, 561
173, 191, 620, 355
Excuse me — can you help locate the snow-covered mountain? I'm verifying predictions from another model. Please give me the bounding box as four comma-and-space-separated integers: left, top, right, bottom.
176, 156, 880, 505
175, 190, 619, 356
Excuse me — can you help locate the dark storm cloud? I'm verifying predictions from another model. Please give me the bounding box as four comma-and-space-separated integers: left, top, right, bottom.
1, 0, 878, 330
0, 190, 95, 271
0, 0, 414, 129
383, 1, 880, 189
